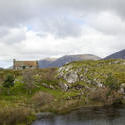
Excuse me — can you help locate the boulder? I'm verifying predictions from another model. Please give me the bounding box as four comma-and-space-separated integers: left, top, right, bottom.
59, 82, 69, 91
64, 72, 79, 83
119, 83, 125, 94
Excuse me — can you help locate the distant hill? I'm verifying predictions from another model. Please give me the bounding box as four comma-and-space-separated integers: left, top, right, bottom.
104, 49, 125, 59
38, 54, 101, 68
38, 58, 57, 69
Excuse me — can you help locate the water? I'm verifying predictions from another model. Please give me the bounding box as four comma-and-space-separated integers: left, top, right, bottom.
32, 105, 125, 125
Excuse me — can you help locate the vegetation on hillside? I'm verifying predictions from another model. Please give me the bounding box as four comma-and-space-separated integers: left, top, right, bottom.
0, 59, 125, 125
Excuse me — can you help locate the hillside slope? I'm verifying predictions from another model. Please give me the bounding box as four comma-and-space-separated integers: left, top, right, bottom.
104, 49, 125, 59
57, 59, 125, 103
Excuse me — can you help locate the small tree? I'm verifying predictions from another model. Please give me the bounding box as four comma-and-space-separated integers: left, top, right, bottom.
22, 70, 35, 94
3, 74, 15, 95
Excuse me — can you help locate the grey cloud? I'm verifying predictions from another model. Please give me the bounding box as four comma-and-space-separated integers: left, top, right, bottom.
0, 0, 125, 38
0, 28, 26, 44
84, 12, 125, 35
3, 32, 26, 44
30, 15, 82, 38
0, 27, 9, 38
39, 0, 125, 17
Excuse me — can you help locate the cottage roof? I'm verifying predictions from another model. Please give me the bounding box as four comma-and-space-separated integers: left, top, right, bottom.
14, 61, 38, 67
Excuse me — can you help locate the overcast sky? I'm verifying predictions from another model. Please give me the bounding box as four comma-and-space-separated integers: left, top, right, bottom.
0, 0, 125, 67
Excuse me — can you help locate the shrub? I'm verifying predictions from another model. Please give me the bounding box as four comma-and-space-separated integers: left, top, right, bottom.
104, 73, 119, 90
0, 107, 32, 125
3, 74, 15, 88
89, 87, 109, 103
43, 68, 57, 81
22, 70, 36, 94
31, 91, 54, 107
2, 74, 15, 95
89, 87, 122, 105
34, 68, 57, 82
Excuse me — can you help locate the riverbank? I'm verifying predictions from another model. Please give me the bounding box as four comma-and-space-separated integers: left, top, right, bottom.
0, 87, 124, 125
32, 104, 125, 125
0, 88, 104, 125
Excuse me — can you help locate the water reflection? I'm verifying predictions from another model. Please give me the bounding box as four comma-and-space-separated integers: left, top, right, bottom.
32, 105, 125, 125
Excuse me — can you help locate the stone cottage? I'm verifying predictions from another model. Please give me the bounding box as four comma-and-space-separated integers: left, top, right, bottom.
13, 59, 39, 70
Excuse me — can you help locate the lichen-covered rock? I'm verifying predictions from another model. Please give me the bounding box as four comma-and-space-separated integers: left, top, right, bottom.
58, 65, 73, 76
42, 83, 55, 89
57, 65, 79, 84
119, 83, 125, 94
57, 59, 125, 93
59, 82, 69, 91
64, 72, 79, 84
96, 82, 103, 87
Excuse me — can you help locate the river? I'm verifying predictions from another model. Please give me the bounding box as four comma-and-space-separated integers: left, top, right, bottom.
32, 105, 125, 125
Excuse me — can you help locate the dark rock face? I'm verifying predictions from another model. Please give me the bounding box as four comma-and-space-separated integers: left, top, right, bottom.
38, 54, 101, 68
104, 49, 125, 59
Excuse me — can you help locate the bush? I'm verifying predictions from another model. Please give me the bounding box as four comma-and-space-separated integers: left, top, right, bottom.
0, 107, 32, 125
34, 68, 57, 82
22, 70, 36, 94
31, 91, 54, 107
89, 87, 109, 103
3, 74, 15, 88
2, 74, 15, 95
104, 73, 119, 90
89, 87, 122, 105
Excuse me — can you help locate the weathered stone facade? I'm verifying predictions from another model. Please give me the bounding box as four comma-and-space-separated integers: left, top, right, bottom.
13, 59, 39, 70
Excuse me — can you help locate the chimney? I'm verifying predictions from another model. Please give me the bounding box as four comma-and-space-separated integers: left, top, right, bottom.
36, 60, 39, 69
13, 59, 16, 69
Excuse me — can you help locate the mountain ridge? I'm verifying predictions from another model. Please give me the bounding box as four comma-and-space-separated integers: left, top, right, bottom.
38, 54, 101, 68
104, 49, 125, 59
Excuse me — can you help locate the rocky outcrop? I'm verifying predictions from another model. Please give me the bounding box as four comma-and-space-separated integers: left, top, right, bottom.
57, 60, 125, 93
57, 65, 82, 84
58, 65, 96, 86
